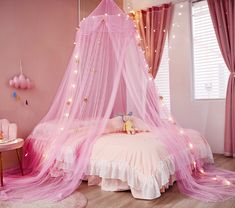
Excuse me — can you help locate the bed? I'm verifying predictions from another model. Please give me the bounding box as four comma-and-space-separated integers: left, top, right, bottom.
29, 117, 214, 200
85, 128, 213, 200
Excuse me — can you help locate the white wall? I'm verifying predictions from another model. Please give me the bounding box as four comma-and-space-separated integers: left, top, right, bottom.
124, 0, 226, 153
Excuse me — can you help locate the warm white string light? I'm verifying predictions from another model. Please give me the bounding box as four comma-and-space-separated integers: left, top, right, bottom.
65, 113, 69, 118
199, 168, 205, 174
189, 143, 194, 149
224, 180, 231, 186
168, 116, 174, 122
180, 129, 184, 134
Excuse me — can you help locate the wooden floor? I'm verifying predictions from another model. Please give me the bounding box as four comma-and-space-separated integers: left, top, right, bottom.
79, 154, 235, 208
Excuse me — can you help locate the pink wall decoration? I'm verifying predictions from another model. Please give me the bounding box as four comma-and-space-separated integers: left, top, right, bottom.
9, 60, 33, 89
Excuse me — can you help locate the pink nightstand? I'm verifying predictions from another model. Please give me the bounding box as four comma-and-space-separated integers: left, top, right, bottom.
0, 138, 24, 186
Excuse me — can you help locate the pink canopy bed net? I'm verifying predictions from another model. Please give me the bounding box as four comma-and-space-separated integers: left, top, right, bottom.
1, 0, 235, 204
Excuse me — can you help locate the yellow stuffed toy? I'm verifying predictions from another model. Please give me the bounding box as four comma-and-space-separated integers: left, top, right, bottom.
122, 112, 136, 135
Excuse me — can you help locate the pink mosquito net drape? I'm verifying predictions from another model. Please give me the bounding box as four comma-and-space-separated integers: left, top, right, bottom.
1, 0, 235, 204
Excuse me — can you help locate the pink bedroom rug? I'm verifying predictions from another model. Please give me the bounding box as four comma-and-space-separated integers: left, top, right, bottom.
0, 192, 87, 208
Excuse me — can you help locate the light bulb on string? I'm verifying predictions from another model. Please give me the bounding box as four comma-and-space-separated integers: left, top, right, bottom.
72, 84, 76, 89
224, 180, 231, 186
74, 54, 79, 63
60, 127, 64, 131
199, 168, 205, 174
212, 177, 217, 181
136, 34, 141, 40
65, 113, 69, 118
168, 116, 173, 122
67, 98, 72, 105
179, 129, 184, 134
189, 143, 194, 149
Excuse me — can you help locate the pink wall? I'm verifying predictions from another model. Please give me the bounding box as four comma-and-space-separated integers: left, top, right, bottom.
0, 0, 77, 168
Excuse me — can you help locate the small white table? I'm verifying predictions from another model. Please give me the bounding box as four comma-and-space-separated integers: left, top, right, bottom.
0, 138, 24, 186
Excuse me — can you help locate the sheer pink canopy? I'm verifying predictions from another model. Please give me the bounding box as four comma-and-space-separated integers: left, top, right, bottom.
0, 0, 235, 203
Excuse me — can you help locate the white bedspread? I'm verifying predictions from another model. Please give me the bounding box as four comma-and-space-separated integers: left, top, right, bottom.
86, 129, 213, 199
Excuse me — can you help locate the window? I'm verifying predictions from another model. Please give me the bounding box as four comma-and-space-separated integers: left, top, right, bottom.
155, 37, 171, 109
192, 0, 229, 100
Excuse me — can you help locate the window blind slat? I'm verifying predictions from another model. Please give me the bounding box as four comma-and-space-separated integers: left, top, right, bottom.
155, 37, 170, 110
192, 0, 229, 100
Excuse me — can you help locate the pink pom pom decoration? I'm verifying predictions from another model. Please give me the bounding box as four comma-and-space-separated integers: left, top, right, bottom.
9, 60, 33, 90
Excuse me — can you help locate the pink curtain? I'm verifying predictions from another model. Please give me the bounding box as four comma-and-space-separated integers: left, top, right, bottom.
207, 0, 235, 157
133, 4, 172, 78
